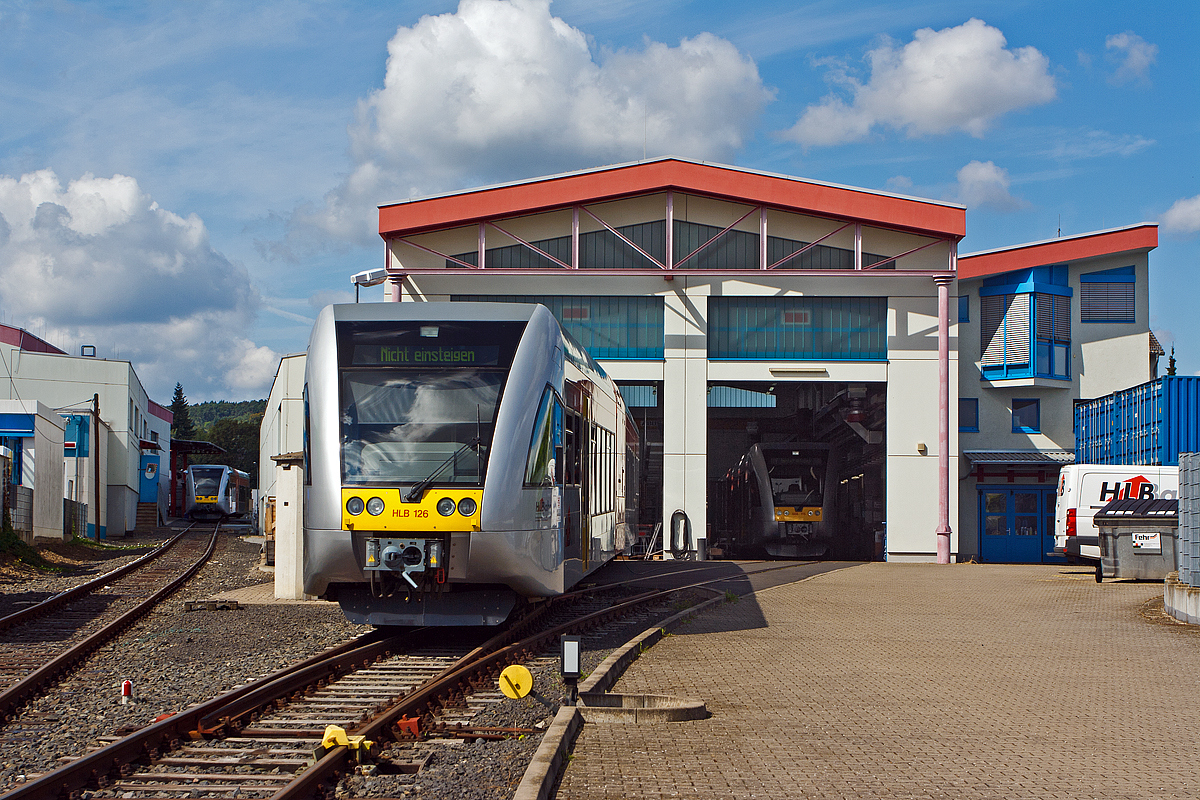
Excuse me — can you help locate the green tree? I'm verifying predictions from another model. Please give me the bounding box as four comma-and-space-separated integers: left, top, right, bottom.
197, 415, 262, 483
170, 383, 196, 441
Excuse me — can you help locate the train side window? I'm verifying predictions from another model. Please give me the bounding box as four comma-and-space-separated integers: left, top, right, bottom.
524, 388, 557, 487
302, 385, 312, 485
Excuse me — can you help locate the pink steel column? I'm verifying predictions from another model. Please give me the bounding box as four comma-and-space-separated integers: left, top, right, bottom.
666, 191, 674, 270
935, 275, 953, 563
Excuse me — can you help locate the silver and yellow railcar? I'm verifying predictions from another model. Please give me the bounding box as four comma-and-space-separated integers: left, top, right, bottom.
185, 464, 251, 520
718, 443, 837, 559
303, 302, 638, 626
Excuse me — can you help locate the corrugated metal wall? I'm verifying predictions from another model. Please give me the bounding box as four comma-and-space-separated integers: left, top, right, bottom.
1180, 452, 1199, 588
1074, 376, 1200, 465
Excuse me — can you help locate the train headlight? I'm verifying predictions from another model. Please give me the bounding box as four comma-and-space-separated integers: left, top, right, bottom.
436, 497, 456, 516
366, 497, 385, 516
346, 497, 365, 516
457, 497, 477, 516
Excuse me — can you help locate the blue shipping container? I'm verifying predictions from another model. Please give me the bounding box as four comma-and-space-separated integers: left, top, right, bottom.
1074, 376, 1200, 465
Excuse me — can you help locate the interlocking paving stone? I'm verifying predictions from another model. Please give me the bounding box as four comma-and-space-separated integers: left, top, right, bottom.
558, 563, 1200, 799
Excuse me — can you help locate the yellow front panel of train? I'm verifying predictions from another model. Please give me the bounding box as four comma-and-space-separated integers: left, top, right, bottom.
341, 488, 482, 532
196, 496, 217, 503
775, 506, 823, 522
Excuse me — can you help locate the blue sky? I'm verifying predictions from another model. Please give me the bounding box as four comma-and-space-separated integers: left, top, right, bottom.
0, 0, 1196, 401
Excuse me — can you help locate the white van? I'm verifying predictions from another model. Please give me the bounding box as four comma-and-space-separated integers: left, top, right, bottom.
1054, 464, 1178, 571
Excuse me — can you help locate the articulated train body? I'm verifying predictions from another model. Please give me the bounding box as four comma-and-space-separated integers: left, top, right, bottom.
303, 302, 638, 626
185, 464, 251, 520
719, 443, 837, 559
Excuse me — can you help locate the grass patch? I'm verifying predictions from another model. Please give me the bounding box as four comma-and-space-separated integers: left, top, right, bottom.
66, 535, 146, 551
0, 510, 62, 572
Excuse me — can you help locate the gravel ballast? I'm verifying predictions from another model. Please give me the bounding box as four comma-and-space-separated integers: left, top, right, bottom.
0, 531, 366, 793
1, 534, 715, 798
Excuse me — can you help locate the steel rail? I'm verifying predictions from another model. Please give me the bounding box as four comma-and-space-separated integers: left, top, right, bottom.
0, 630, 390, 800
0, 526, 217, 723
4, 584, 673, 800
274, 589, 667, 800
0, 525, 195, 635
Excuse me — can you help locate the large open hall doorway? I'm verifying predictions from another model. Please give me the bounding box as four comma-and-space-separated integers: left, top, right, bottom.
707, 382, 886, 560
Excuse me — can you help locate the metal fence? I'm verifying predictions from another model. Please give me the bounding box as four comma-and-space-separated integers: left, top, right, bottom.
9, 485, 33, 544
1180, 452, 1199, 588
63, 499, 88, 539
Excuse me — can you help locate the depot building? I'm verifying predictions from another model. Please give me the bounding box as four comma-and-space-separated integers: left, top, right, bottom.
371, 158, 962, 562
305, 156, 1157, 565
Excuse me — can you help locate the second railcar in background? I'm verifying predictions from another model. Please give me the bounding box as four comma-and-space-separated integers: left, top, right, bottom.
303, 302, 638, 627
718, 442, 837, 559
185, 464, 251, 520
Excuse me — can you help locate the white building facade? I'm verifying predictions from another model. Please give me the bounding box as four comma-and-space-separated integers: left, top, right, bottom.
0, 327, 171, 539
956, 224, 1160, 562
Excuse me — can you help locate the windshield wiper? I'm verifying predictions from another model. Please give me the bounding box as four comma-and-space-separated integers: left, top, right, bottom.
404, 437, 482, 502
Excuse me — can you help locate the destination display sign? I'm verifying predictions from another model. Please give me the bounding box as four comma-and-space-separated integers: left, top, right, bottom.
352, 344, 501, 366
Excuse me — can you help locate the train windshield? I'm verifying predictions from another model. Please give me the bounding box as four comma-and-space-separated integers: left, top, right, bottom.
192, 468, 224, 496
336, 320, 526, 485
761, 449, 826, 507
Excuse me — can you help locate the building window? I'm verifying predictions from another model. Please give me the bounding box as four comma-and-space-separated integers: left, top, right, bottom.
1080, 265, 1135, 323
708, 297, 887, 361
1012, 398, 1040, 433
452, 295, 664, 359
1033, 293, 1070, 379
959, 398, 979, 432
980, 266, 1071, 381
452, 218, 890, 271
958, 294, 969, 323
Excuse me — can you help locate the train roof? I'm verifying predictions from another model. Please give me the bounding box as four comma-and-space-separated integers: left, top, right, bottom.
327, 301, 541, 323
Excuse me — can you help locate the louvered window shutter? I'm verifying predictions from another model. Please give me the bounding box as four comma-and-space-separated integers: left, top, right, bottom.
1080, 283, 1134, 322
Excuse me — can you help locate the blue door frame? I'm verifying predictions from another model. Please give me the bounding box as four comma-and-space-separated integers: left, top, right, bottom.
979, 486, 1062, 564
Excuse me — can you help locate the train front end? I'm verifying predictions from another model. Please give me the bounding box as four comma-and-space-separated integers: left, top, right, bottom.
303, 302, 566, 627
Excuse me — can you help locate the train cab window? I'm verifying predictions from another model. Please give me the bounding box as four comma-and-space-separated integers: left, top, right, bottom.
192, 467, 224, 497
335, 320, 526, 485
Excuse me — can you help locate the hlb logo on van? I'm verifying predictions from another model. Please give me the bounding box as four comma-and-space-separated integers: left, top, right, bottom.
1098, 475, 1156, 502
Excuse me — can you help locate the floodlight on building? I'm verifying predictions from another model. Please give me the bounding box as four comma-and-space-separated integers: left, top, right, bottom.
351, 268, 389, 302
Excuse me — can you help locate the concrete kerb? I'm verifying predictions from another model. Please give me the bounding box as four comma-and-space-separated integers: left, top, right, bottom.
511, 588, 726, 800
1164, 572, 1200, 624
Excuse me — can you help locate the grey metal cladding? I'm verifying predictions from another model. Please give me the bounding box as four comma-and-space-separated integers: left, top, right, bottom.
481, 304, 564, 531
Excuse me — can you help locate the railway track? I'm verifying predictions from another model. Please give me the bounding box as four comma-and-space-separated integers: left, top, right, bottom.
2, 582, 700, 800
0, 525, 220, 726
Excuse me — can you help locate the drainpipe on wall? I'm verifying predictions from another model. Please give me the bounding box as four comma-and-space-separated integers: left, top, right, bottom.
935, 277, 953, 563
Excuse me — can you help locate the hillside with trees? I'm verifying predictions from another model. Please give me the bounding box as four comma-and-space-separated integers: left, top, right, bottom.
170, 386, 266, 482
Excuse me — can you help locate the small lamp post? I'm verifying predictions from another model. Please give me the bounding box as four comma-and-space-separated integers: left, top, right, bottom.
560, 634, 581, 706
351, 268, 388, 302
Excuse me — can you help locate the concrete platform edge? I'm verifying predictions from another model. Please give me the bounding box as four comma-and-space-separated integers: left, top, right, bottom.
1164, 572, 1200, 625
513, 590, 726, 800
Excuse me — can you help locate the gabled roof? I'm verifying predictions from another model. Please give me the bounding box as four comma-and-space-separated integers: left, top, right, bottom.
958, 223, 1158, 280
378, 157, 966, 240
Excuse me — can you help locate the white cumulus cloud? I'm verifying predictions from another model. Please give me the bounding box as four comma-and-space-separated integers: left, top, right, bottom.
784, 18, 1056, 147
1161, 194, 1200, 236
1106, 31, 1157, 85
950, 161, 1026, 211
294, 0, 772, 246
0, 170, 277, 400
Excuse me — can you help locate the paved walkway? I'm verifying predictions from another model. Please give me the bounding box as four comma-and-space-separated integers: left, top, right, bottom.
558, 563, 1200, 799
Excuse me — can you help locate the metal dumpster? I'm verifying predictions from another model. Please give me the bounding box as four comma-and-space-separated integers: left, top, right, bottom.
1094, 498, 1178, 581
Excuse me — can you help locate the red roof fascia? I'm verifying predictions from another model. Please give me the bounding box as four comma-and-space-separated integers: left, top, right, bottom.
958, 225, 1158, 280
149, 400, 173, 424
379, 160, 965, 240
0, 324, 67, 355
